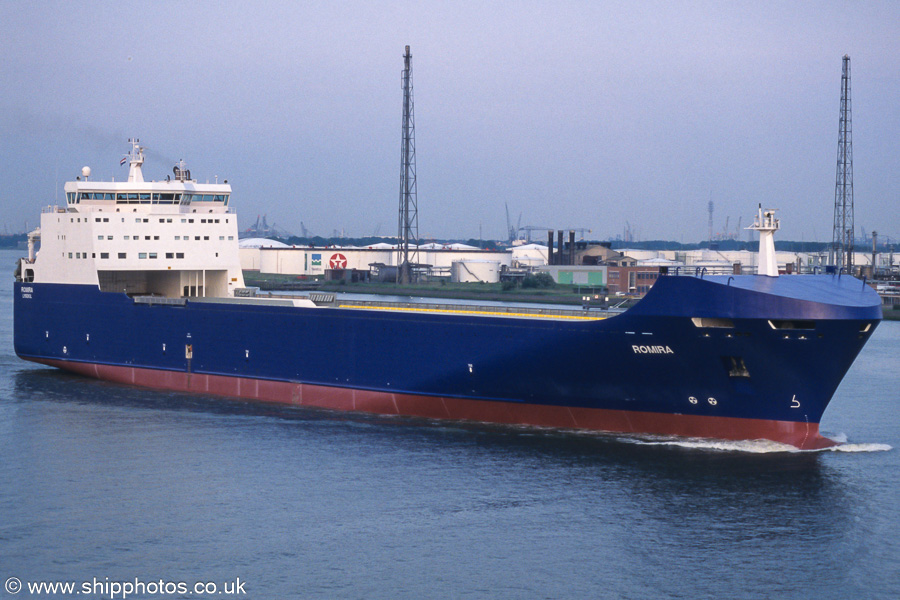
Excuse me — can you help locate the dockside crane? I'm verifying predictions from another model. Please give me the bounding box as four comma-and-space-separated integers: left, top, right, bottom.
505, 203, 523, 243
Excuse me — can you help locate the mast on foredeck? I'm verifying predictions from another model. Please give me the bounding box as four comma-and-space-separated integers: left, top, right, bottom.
747, 205, 780, 277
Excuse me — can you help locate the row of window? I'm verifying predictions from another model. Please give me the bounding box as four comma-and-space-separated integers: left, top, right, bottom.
137, 252, 186, 259
86, 217, 227, 224
608, 271, 660, 280
67, 252, 186, 260
70, 216, 230, 225
68, 192, 229, 205
129, 217, 223, 224
97, 235, 234, 241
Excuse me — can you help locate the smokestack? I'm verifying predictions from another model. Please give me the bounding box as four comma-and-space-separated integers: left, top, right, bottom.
547, 230, 554, 265
557, 231, 564, 266
873, 231, 878, 276
569, 230, 576, 265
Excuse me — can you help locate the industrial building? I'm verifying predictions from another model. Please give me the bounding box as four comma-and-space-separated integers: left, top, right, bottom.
239, 241, 545, 283
241, 236, 894, 294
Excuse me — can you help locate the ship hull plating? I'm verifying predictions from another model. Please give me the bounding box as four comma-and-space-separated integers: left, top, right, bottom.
14, 275, 881, 449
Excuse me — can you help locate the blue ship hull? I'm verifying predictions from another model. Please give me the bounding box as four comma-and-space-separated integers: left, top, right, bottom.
13, 274, 881, 448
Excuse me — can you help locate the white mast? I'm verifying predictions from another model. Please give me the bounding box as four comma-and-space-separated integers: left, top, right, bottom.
747, 205, 780, 277
126, 138, 145, 183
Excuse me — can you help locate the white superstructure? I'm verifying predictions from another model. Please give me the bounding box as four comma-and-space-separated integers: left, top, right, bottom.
20, 140, 245, 298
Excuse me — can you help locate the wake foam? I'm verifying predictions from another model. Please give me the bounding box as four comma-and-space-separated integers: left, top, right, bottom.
615, 435, 892, 454
822, 443, 892, 453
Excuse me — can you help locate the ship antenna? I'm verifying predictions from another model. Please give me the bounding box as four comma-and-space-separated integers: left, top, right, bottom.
127, 138, 145, 184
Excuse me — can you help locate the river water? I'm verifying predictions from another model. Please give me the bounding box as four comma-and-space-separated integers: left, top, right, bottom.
1, 249, 897, 599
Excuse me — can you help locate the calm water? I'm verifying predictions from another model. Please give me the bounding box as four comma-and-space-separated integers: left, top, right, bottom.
1, 250, 897, 599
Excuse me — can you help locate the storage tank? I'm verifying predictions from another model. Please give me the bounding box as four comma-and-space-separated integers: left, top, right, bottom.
450, 260, 501, 283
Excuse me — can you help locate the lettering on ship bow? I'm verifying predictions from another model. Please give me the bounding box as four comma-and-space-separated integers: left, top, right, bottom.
632, 345, 674, 354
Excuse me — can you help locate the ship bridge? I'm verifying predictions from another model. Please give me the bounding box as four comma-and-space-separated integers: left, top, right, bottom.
64, 141, 231, 215
20, 140, 244, 299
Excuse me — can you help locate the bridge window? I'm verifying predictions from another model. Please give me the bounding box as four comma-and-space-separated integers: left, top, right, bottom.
118, 253, 126, 259
100, 252, 109, 259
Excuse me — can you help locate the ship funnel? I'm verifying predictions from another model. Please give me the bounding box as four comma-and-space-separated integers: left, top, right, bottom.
173, 159, 191, 181
747, 205, 780, 277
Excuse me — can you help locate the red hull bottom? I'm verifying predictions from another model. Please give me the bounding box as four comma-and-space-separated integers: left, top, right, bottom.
35, 359, 838, 450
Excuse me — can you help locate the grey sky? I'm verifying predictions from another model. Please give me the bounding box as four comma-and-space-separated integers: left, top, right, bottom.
1, 0, 897, 243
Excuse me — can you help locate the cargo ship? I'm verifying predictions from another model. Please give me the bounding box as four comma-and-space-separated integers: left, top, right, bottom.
14, 142, 882, 449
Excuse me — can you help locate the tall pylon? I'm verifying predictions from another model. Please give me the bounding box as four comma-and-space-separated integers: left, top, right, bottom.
397, 45, 419, 284
829, 55, 854, 271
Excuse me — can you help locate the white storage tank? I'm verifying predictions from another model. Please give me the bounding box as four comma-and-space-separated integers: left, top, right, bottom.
450, 260, 501, 283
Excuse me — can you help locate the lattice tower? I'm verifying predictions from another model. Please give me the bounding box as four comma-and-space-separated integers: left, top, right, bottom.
830, 55, 854, 270
397, 45, 419, 283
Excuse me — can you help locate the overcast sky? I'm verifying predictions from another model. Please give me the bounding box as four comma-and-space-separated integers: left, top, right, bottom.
1, 1, 897, 243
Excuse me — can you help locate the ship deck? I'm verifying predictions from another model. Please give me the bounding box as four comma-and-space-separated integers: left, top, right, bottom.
137, 292, 613, 321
